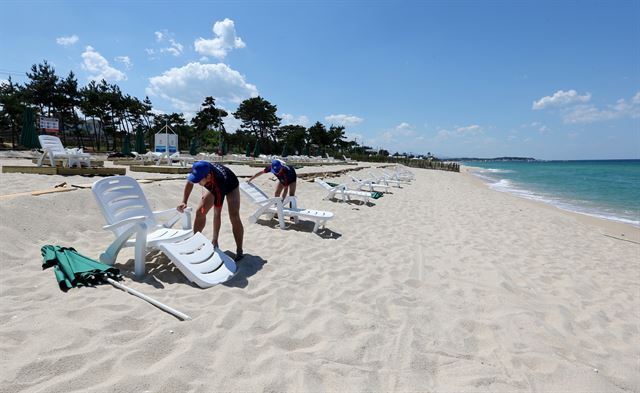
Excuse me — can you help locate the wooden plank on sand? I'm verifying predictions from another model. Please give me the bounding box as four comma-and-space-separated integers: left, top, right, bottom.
57, 167, 126, 176
2, 166, 57, 175
0, 187, 77, 201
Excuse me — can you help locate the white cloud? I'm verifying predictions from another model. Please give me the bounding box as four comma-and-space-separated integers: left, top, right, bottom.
436, 124, 484, 140
0, 79, 8, 86
456, 124, 482, 135
324, 114, 363, 126
56, 35, 79, 47
377, 122, 419, 146
632, 91, 640, 104
194, 18, 246, 59
563, 97, 640, 123
146, 62, 258, 113
281, 114, 310, 126
81, 46, 126, 81
114, 56, 133, 69
532, 89, 591, 110
147, 30, 183, 57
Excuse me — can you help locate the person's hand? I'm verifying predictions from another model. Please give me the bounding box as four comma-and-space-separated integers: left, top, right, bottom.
247, 178, 252, 183
176, 202, 187, 213
212, 240, 219, 249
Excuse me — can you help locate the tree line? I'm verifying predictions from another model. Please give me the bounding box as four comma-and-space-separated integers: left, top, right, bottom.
0, 60, 377, 157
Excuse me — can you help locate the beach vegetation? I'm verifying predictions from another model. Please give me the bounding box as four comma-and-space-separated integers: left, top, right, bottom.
1, 61, 442, 165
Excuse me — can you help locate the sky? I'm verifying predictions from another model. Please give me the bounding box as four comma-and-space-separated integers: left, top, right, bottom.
1, 0, 638, 160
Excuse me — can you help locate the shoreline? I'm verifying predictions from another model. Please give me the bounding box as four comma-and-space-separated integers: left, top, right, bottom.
461, 164, 640, 239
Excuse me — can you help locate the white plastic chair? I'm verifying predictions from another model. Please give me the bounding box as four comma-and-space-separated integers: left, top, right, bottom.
37, 135, 91, 167
92, 176, 237, 287
314, 178, 371, 204
348, 174, 391, 192
240, 182, 334, 233
368, 170, 404, 188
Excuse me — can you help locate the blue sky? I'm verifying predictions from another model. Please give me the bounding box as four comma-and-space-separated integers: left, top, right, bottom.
1, 0, 638, 159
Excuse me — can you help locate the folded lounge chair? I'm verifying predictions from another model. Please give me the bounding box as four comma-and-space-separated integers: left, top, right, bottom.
240, 182, 334, 233
349, 174, 391, 192
37, 135, 92, 167
92, 175, 236, 287
314, 178, 371, 204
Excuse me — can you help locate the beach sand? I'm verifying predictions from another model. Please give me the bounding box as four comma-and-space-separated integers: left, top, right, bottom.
0, 154, 638, 392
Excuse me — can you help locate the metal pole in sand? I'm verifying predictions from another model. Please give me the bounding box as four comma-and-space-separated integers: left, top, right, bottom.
106, 278, 192, 321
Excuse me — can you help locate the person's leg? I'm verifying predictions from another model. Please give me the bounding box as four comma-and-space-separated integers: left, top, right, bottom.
274, 182, 284, 198
288, 181, 297, 197
194, 190, 214, 233
226, 187, 244, 258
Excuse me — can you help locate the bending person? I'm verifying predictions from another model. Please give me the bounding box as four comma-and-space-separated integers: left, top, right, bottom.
248, 159, 297, 200
177, 160, 244, 261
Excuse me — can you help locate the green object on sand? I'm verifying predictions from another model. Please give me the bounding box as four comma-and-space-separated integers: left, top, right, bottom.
121, 133, 132, 155
41, 245, 122, 291
325, 182, 384, 199
135, 126, 147, 154
20, 107, 39, 149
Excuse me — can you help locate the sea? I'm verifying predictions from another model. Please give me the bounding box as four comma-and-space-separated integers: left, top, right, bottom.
463, 160, 640, 227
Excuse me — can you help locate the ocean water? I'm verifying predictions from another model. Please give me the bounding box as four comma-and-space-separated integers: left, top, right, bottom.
464, 160, 640, 226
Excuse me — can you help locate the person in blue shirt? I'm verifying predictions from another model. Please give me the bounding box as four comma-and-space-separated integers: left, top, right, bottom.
177, 161, 244, 261
248, 159, 297, 200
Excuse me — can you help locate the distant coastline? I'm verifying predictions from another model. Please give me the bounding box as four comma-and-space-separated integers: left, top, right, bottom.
451, 157, 536, 162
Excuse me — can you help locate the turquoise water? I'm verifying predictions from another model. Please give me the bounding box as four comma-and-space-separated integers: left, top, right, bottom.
463, 160, 640, 226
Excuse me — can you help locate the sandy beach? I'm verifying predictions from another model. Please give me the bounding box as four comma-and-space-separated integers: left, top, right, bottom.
0, 154, 638, 393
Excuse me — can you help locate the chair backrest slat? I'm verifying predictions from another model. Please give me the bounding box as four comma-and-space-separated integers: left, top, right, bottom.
38, 135, 67, 154
239, 182, 270, 204
92, 176, 157, 236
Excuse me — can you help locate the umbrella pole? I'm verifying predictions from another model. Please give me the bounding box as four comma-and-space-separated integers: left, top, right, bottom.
106, 278, 192, 321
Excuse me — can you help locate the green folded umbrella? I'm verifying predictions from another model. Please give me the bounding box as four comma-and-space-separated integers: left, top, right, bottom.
245, 142, 251, 157
41, 245, 122, 291
281, 142, 288, 158
20, 107, 39, 149
121, 133, 132, 155
189, 138, 199, 156
134, 126, 147, 154
41, 245, 191, 320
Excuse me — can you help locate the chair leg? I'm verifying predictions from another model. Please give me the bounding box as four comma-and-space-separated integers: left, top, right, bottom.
133, 225, 147, 277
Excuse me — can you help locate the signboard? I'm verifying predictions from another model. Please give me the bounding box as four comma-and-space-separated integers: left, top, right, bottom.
39, 116, 59, 133
154, 133, 178, 153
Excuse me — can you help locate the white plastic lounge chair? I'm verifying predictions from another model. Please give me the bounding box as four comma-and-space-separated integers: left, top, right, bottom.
314, 178, 371, 204
239, 182, 334, 233
37, 135, 91, 167
349, 174, 391, 192
368, 171, 403, 187
92, 176, 236, 286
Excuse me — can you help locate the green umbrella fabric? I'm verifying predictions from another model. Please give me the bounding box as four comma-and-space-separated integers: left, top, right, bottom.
20, 107, 39, 149
303, 145, 310, 156
189, 138, 199, 155
281, 142, 288, 158
41, 245, 122, 291
221, 140, 227, 155
134, 126, 146, 154
245, 142, 251, 157
253, 140, 260, 157
121, 133, 132, 155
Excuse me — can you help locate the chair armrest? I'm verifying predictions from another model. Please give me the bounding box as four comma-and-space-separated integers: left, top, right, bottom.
154, 207, 193, 230
102, 215, 146, 232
